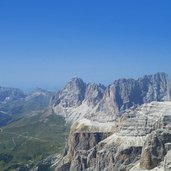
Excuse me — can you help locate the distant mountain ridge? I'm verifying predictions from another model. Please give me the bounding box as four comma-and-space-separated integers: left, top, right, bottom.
51, 72, 171, 122
0, 87, 54, 126
0, 86, 25, 103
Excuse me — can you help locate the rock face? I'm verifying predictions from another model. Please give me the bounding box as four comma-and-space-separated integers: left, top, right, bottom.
85, 83, 106, 106
51, 78, 106, 122
51, 73, 170, 122
140, 130, 171, 169
97, 72, 170, 116
53, 78, 87, 108
164, 150, 171, 171
56, 102, 171, 171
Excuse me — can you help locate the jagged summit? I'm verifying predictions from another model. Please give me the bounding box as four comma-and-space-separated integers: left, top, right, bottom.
67, 77, 85, 88
51, 72, 171, 122
70, 76, 84, 81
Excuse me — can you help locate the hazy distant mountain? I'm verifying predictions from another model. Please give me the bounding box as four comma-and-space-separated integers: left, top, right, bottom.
0, 87, 25, 103
0, 87, 54, 126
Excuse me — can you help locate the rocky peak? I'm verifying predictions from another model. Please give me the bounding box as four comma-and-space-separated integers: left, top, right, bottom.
52, 77, 87, 109
140, 130, 171, 170
64, 77, 86, 93
138, 72, 169, 102
97, 72, 170, 117
51, 72, 171, 122
84, 83, 106, 106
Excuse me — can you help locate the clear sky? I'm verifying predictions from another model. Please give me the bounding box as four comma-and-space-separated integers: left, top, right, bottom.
0, 0, 171, 90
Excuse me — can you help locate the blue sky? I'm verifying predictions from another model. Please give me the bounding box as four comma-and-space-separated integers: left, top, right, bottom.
0, 0, 171, 90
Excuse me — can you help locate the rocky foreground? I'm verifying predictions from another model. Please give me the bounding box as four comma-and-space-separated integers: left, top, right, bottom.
51, 73, 171, 171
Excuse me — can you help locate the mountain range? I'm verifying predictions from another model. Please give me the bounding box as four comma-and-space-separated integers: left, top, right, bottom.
50, 72, 171, 171
0, 72, 171, 171
0, 88, 53, 126
51, 72, 170, 122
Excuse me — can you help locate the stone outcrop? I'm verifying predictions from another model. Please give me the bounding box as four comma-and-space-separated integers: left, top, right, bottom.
140, 130, 171, 169
164, 150, 171, 171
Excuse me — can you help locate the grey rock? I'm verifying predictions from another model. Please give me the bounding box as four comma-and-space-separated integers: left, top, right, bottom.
164, 150, 171, 171
56, 101, 171, 171
140, 130, 171, 170
84, 83, 106, 106
98, 72, 170, 116
52, 77, 87, 108
56, 131, 142, 171
56, 132, 110, 171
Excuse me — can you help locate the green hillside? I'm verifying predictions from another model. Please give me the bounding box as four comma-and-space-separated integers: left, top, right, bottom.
0, 112, 67, 171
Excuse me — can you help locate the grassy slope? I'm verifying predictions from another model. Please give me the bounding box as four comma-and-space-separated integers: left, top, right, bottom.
0, 112, 67, 171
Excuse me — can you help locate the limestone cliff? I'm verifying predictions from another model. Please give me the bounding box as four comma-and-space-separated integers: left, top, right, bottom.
55, 102, 171, 171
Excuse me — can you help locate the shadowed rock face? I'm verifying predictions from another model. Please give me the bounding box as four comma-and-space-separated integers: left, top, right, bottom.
85, 83, 106, 106
140, 130, 171, 170
55, 130, 143, 171
69, 132, 111, 171
164, 150, 171, 171
56, 130, 171, 171
73, 132, 111, 151
51, 72, 170, 122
